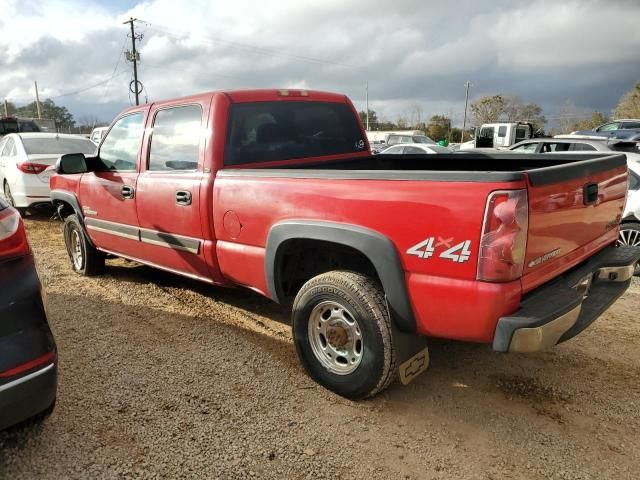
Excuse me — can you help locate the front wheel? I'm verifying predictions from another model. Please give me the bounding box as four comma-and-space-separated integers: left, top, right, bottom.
63, 214, 105, 275
292, 271, 397, 399
618, 222, 640, 276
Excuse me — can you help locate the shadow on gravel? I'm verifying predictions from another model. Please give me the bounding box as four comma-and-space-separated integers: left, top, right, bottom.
103, 261, 291, 325
86, 259, 584, 415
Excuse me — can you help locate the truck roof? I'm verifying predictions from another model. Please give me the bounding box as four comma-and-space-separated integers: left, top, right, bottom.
119, 89, 350, 116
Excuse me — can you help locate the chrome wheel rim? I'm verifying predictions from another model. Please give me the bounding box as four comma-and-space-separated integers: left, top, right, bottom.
618, 228, 640, 247
308, 300, 363, 375
70, 230, 83, 270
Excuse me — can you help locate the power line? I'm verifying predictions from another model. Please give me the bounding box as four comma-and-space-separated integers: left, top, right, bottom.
48, 70, 129, 99
146, 22, 355, 69
102, 34, 129, 94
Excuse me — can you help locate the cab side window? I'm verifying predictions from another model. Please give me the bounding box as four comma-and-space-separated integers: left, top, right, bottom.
148, 105, 202, 171
598, 122, 620, 132
98, 113, 144, 171
541, 142, 570, 152
511, 142, 537, 153
404, 146, 424, 154
569, 143, 597, 151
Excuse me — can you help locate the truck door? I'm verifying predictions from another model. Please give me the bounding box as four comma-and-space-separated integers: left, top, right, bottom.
79, 110, 147, 257
133, 101, 213, 281
475, 126, 495, 148
495, 125, 508, 147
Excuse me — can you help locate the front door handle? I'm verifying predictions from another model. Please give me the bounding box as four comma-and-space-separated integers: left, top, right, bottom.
121, 185, 135, 199
176, 190, 192, 206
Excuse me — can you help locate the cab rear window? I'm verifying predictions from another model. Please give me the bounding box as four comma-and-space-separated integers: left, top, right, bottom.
224, 101, 366, 166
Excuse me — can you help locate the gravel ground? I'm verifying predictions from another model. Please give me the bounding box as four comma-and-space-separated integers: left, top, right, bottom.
1, 214, 639, 479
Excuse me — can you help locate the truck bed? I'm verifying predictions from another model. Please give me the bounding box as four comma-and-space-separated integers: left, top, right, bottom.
227, 152, 625, 185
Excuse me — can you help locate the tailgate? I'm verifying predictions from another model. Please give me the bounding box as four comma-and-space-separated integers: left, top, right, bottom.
522, 154, 628, 292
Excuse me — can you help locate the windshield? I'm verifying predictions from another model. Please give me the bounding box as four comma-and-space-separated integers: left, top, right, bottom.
22, 137, 97, 155
413, 135, 436, 144
225, 101, 366, 165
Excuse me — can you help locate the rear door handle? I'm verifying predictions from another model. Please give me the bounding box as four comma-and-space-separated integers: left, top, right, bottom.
176, 190, 192, 206
121, 185, 135, 199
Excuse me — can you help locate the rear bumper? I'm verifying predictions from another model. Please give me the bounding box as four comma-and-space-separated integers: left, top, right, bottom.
493, 245, 640, 353
0, 255, 57, 429
0, 362, 57, 430
8, 175, 51, 208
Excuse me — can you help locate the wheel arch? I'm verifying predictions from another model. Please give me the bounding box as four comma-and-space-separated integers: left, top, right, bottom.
265, 220, 416, 333
50, 190, 95, 247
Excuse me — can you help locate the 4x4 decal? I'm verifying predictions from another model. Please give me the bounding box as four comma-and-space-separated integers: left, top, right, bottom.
407, 237, 472, 263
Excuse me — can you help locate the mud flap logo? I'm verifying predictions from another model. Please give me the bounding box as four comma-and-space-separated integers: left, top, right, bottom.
399, 347, 430, 385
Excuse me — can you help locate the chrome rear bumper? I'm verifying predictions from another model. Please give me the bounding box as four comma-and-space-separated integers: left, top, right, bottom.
493, 245, 640, 353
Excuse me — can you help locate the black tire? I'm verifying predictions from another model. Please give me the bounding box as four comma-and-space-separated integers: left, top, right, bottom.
63, 214, 105, 275
292, 270, 397, 399
617, 222, 640, 276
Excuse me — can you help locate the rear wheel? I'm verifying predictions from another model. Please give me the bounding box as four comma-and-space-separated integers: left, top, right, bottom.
3, 181, 26, 216
63, 214, 105, 275
292, 270, 397, 399
618, 222, 640, 276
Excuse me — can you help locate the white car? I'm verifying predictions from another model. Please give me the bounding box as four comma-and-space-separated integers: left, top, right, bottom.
0, 133, 96, 214
380, 144, 453, 154
89, 126, 109, 145
622, 161, 640, 245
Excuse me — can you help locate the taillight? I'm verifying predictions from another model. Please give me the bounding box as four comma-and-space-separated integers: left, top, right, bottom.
17, 162, 48, 174
0, 207, 30, 259
477, 189, 528, 282
0, 350, 56, 378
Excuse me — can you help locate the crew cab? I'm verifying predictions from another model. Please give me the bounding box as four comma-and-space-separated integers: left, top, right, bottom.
50, 89, 640, 399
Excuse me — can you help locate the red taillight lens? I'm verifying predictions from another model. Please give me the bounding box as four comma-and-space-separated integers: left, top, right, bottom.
0, 207, 30, 259
477, 189, 528, 282
0, 350, 56, 378
17, 162, 48, 174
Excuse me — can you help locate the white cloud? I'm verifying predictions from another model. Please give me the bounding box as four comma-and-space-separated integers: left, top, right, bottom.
1, 0, 638, 124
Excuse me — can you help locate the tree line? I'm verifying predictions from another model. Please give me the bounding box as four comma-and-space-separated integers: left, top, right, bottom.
360, 81, 640, 142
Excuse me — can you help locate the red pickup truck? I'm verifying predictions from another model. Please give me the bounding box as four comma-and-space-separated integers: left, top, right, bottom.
50, 89, 640, 399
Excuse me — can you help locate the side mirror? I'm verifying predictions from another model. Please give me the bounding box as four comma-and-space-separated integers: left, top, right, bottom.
56, 153, 88, 174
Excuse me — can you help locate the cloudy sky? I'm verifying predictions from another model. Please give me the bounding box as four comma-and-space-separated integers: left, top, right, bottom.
1, 0, 639, 127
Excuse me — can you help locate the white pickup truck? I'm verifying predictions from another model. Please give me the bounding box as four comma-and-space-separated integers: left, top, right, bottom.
459, 122, 534, 150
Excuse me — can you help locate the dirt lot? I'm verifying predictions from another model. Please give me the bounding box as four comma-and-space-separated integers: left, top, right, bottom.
1, 214, 639, 479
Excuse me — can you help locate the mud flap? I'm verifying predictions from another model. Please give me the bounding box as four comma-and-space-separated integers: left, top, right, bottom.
392, 322, 430, 385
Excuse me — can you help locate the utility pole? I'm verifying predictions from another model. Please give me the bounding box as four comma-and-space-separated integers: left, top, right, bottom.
124, 17, 141, 105
3, 99, 8, 117
461, 81, 471, 143
34, 81, 42, 119
365, 81, 369, 131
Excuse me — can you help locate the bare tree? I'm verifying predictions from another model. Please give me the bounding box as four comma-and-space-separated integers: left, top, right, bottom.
77, 114, 100, 130
409, 104, 424, 129
554, 100, 580, 135
614, 82, 640, 119
470, 95, 506, 125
